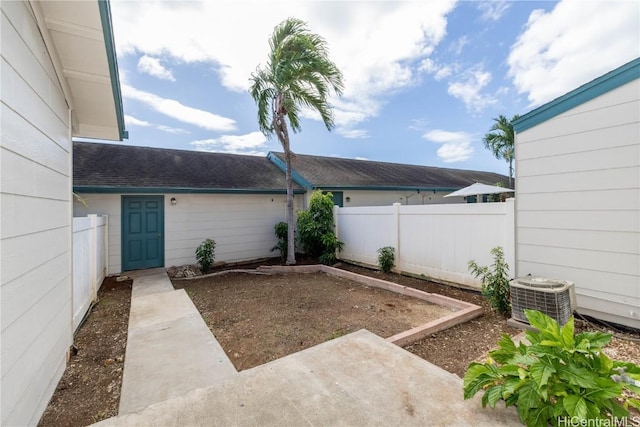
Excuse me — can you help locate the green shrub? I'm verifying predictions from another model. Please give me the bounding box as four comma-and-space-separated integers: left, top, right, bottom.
297, 190, 343, 265
377, 246, 395, 273
195, 238, 216, 272
463, 310, 640, 426
468, 246, 511, 317
271, 221, 289, 261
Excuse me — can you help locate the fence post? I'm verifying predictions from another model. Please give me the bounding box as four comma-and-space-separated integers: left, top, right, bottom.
392, 203, 401, 271
104, 215, 109, 278
504, 198, 516, 278
333, 205, 340, 260
88, 214, 98, 301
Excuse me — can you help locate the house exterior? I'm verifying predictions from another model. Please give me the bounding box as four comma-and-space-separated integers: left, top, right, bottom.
74, 143, 510, 274
1, 1, 126, 425
73, 142, 304, 274
513, 58, 640, 329
268, 152, 511, 207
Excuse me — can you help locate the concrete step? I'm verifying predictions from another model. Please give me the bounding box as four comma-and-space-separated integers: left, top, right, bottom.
99, 330, 520, 426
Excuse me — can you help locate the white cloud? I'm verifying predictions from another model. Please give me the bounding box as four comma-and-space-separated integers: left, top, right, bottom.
355, 156, 370, 161
337, 128, 369, 139
420, 59, 454, 81
423, 129, 475, 163
450, 35, 469, 55
125, 114, 188, 134
124, 114, 151, 127
122, 84, 235, 132
436, 141, 474, 163
477, 1, 511, 22
137, 55, 175, 81
508, 0, 640, 107
447, 66, 497, 112
191, 131, 267, 156
111, 1, 456, 131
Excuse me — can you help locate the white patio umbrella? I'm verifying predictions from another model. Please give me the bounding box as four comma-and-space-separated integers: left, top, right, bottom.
443, 182, 514, 198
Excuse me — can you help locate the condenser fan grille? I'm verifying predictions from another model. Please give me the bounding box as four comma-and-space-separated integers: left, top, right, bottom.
510, 277, 575, 326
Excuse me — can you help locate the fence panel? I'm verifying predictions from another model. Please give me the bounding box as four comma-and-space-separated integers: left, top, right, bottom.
72, 215, 108, 331
336, 200, 514, 289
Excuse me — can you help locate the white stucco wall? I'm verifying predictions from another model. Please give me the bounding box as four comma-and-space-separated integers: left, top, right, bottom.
1, 2, 73, 424
515, 78, 640, 329
74, 193, 304, 273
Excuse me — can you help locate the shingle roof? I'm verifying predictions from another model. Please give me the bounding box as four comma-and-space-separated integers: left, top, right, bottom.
270, 152, 511, 189
73, 142, 299, 192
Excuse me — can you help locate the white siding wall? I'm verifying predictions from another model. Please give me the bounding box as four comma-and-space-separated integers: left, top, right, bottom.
306, 189, 460, 208
515, 79, 640, 329
74, 193, 303, 273
1, 2, 73, 425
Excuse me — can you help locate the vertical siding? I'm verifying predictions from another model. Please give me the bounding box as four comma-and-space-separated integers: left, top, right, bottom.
73, 193, 303, 273
515, 79, 640, 329
1, 2, 72, 425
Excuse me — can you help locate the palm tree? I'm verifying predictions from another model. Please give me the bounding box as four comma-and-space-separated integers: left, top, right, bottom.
250, 18, 344, 265
482, 114, 520, 187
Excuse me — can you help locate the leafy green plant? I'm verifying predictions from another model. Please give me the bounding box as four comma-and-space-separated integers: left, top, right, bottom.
468, 246, 511, 317
297, 190, 344, 265
195, 238, 216, 272
377, 246, 395, 273
271, 222, 289, 262
464, 310, 640, 427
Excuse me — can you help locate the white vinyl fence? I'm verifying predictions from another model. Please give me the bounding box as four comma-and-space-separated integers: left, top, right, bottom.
73, 214, 108, 331
335, 199, 515, 288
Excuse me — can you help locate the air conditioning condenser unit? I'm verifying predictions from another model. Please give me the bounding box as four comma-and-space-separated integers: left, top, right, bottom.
510, 276, 577, 326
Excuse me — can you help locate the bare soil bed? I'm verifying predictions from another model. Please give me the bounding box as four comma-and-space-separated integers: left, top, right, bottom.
172, 271, 455, 371
38, 276, 132, 427
38, 260, 640, 424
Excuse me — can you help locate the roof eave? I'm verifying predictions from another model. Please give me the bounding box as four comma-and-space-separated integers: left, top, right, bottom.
73, 185, 305, 195
514, 57, 640, 133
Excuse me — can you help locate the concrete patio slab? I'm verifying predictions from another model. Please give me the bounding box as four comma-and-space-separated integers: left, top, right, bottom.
98, 330, 520, 427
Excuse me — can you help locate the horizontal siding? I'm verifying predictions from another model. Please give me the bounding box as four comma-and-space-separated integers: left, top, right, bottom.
518, 228, 639, 255
165, 194, 291, 266
73, 193, 305, 273
1, 1, 72, 425
517, 189, 639, 212
518, 210, 639, 232
516, 166, 638, 193
517, 122, 639, 160
515, 77, 640, 328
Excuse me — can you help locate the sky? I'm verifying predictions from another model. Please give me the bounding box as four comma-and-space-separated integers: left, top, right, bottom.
106, 0, 640, 176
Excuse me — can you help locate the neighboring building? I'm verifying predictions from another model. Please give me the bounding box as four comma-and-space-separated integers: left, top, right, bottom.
73, 143, 510, 274
513, 58, 640, 329
73, 142, 304, 274
268, 152, 511, 207
1, 1, 126, 425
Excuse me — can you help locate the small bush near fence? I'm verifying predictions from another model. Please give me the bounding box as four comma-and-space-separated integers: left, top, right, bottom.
196, 239, 216, 272
297, 190, 343, 265
463, 309, 640, 425
377, 246, 395, 273
468, 246, 511, 317
271, 222, 289, 262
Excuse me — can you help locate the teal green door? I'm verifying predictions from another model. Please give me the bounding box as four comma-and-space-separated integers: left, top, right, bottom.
122, 196, 164, 271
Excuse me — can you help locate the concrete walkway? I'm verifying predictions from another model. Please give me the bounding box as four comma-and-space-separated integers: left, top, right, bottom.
101, 268, 520, 426
118, 268, 237, 414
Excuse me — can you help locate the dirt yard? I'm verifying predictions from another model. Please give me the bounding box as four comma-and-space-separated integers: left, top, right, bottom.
38, 261, 640, 425
172, 271, 454, 371
38, 276, 132, 427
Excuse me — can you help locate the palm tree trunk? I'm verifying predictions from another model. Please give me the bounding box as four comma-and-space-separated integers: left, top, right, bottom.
508, 159, 513, 188
284, 147, 296, 265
